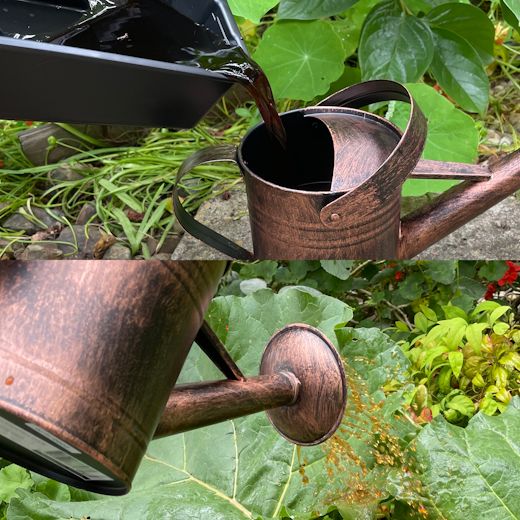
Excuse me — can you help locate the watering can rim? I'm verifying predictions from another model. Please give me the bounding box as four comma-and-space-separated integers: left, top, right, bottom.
236, 104, 405, 197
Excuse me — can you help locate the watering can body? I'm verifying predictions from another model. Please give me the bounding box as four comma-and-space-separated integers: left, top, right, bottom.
174, 80, 516, 260
0, 0, 245, 128
0, 262, 347, 495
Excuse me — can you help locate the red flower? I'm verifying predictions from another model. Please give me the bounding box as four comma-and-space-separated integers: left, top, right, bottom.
381, 262, 395, 271
25, 121, 34, 126
484, 284, 496, 300
0, 161, 3, 167
498, 261, 520, 286
395, 271, 403, 281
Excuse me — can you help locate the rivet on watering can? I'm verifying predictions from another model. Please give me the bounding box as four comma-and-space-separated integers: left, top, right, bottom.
330, 214, 340, 222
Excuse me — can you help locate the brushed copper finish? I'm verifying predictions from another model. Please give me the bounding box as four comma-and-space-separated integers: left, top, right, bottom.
399, 148, 520, 258
153, 372, 299, 438
260, 324, 348, 446
0, 261, 226, 495
174, 79, 520, 260
0, 262, 349, 497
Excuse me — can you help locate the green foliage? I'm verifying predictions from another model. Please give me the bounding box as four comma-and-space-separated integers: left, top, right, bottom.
278, 0, 360, 19
0, 466, 32, 504
359, 0, 434, 83
388, 83, 479, 196
252, 20, 346, 101
5, 263, 520, 519
394, 301, 520, 426
399, 397, 520, 519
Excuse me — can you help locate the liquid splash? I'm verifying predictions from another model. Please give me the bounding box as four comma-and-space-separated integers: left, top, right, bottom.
311, 359, 444, 519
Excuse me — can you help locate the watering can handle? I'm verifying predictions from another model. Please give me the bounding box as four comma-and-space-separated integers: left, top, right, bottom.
316, 80, 427, 225
173, 145, 254, 260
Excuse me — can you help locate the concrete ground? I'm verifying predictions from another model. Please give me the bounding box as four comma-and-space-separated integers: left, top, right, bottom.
172, 185, 520, 260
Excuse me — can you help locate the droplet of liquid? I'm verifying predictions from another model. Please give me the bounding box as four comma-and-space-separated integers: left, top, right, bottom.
5, 376, 14, 385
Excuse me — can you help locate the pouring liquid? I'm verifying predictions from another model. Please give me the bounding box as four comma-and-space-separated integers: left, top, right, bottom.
44, 0, 289, 158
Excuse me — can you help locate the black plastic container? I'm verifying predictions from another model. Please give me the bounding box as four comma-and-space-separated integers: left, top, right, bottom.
0, 0, 246, 128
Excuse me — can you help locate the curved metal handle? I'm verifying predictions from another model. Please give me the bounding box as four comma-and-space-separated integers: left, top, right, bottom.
173, 145, 254, 260
316, 80, 427, 226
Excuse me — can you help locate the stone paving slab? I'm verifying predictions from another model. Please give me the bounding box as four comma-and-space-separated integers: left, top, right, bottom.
172, 186, 520, 260
172, 188, 253, 260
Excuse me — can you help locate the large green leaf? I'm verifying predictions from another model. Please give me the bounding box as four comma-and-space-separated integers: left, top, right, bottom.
253, 20, 346, 101
7, 289, 351, 520
359, 0, 434, 83
388, 83, 479, 196
227, 0, 279, 24
502, 0, 520, 30
424, 3, 495, 66
429, 27, 489, 114
335, 328, 411, 394
5, 293, 417, 520
398, 397, 520, 519
278, 0, 361, 20
0, 466, 32, 503
327, 0, 382, 59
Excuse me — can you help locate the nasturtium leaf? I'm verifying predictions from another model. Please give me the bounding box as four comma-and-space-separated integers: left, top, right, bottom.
227, 0, 279, 24
451, 294, 474, 314
478, 261, 508, 282
413, 397, 520, 518
239, 261, 279, 283
453, 276, 487, 299
429, 27, 489, 114
359, 0, 434, 83
424, 260, 457, 284
425, 3, 495, 65
0, 465, 33, 503
398, 272, 425, 301
319, 66, 362, 101
278, 0, 361, 20
502, 0, 520, 30
320, 260, 354, 280
302, 268, 354, 294
388, 83, 479, 196
253, 20, 346, 101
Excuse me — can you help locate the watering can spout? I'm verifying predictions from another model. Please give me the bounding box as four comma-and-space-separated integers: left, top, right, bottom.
155, 324, 347, 446
398, 150, 520, 258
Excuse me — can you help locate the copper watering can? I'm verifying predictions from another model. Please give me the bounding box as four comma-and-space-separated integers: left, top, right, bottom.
174, 80, 520, 260
0, 262, 347, 496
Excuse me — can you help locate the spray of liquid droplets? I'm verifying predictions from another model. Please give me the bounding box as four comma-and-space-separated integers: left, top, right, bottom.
301, 358, 445, 520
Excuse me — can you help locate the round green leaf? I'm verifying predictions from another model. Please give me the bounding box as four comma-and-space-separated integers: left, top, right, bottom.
252, 20, 346, 101
320, 260, 354, 280
429, 27, 489, 114
359, 0, 434, 83
388, 83, 479, 196
398, 272, 425, 300
425, 3, 495, 66
227, 0, 279, 24
278, 0, 361, 20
